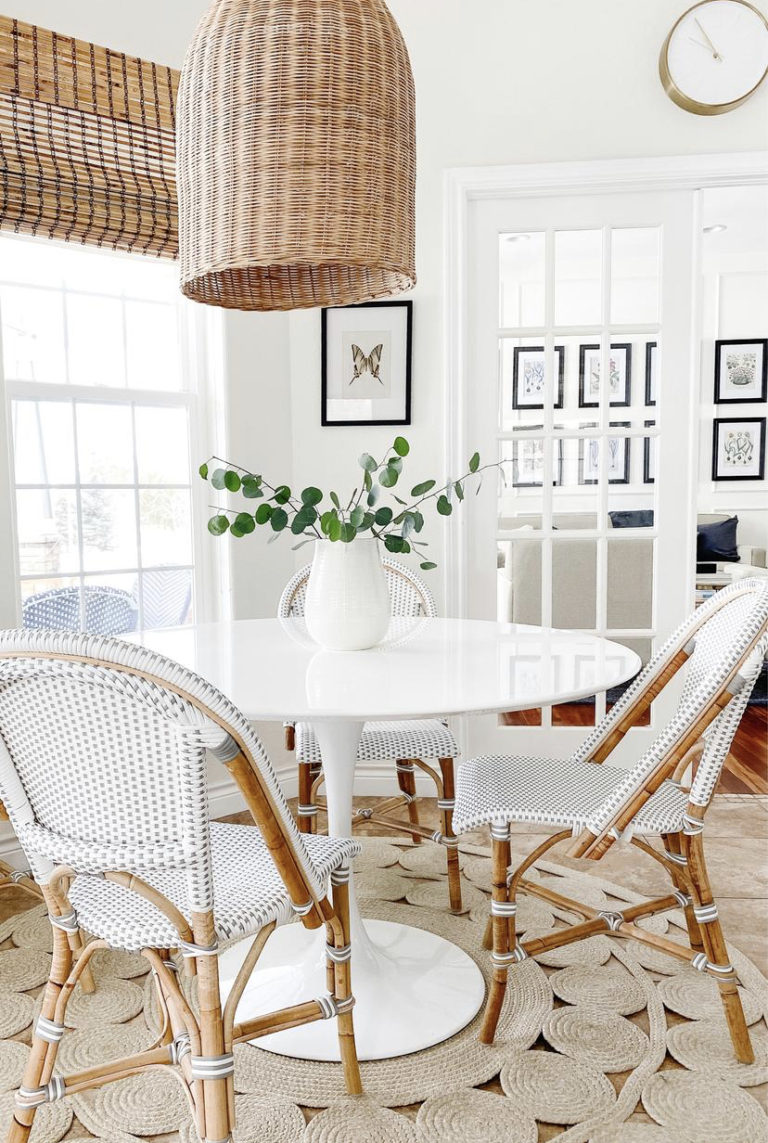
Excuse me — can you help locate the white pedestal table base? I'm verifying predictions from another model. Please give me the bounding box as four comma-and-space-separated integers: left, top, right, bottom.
219, 718, 485, 1062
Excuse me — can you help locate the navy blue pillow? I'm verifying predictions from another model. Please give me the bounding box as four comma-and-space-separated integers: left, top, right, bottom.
697, 516, 739, 563
609, 510, 654, 529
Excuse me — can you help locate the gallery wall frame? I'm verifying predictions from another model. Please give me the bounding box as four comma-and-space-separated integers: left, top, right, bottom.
713, 338, 767, 405
711, 416, 766, 482
578, 343, 632, 408
321, 300, 413, 427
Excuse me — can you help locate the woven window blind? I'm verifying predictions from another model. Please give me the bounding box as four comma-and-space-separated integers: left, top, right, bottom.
0, 16, 179, 257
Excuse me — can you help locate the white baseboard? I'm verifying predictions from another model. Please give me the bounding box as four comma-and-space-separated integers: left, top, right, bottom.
0, 764, 437, 870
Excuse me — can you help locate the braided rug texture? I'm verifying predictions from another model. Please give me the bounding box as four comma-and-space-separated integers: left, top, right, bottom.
0, 837, 766, 1142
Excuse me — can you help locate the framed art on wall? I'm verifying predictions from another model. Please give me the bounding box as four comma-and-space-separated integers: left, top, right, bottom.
644, 420, 656, 484
512, 345, 565, 410
714, 338, 767, 404
321, 300, 413, 426
645, 342, 658, 407
578, 343, 631, 408
712, 417, 766, 482
510, 435, 564, 487
579, 424, 630, 485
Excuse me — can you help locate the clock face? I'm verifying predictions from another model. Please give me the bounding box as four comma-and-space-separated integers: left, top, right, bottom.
663, 0, 768, 111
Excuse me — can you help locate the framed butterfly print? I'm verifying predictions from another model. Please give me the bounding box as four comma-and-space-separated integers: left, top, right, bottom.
321, 300, 413, 426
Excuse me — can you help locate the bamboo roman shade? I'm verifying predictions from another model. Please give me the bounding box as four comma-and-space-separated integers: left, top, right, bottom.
0, 16, 179, 257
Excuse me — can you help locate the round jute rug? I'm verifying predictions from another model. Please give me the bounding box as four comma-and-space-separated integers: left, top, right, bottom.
0, 836, 766, 1143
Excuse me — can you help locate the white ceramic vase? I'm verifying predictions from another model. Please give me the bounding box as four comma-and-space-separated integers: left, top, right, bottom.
304, 538, 391, 651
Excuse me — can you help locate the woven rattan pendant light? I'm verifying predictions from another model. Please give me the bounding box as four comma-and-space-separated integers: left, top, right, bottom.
177, 0, 416, 311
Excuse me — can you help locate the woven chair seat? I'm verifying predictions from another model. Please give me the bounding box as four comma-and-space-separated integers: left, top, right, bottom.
295, 719, 459, 766
453, 754, 689, 837
69, 823, 360, 952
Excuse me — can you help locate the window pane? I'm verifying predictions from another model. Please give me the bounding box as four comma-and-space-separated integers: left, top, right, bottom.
140, 489, 193, 566
140, 568, 193, 628
67, 294, 125, 387
16, 489, 79, 575
135, 406, 190, 484
552, 539, 596, 629
499, 232, 545, 328
81, 489, 137, 570
607, 539, 653, 629
13, 400, 76, 484
0, 285, 66, 383
554, 230, 602, 326
76, 403, 134, 484
611, 227, 661, 325
125, 301, 181, 390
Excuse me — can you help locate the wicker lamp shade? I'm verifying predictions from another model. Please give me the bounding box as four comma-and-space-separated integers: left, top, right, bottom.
177, 0, 417, 311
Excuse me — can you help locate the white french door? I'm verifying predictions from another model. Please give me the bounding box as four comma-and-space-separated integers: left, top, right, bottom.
459, 185, 699, 764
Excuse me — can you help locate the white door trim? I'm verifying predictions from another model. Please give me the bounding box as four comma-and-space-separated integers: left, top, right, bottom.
443, 150, 768, 618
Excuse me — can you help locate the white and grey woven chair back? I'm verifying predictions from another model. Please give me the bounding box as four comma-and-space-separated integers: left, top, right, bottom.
581, 578, 768, 835
22, 586, 137, 635
141, 570, 193, 629
278, 556, 437, 620
0, 630, 324, 912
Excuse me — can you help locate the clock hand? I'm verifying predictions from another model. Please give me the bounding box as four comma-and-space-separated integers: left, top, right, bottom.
688, 35, 715, 52
694, 16, 724, 61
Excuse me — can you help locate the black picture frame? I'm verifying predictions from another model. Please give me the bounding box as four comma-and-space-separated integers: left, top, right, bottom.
711, 417, 766, 482
714, 338, 768, 404
643, 419, 656, 484
511, 345, 565, 410
510, 434, 564, 487
321, 300, 413, 427
578, 343, 632, 409
645, 342, 658, 407
579, 423, 631, 485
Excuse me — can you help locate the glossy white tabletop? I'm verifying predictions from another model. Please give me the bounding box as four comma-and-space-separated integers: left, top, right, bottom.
125, 617, 641, 722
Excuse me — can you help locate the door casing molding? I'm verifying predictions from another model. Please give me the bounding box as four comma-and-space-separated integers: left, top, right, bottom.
442, 150, 768, 617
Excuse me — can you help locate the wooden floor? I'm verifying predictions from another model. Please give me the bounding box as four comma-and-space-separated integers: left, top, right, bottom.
501, 703, 767, 795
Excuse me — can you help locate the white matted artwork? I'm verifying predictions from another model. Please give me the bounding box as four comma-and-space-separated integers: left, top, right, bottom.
579, 425, 630, 485
578, 343, 631, 408
322, 301, 412, 426
712, 417, 766, 482
714, 339, 767, 404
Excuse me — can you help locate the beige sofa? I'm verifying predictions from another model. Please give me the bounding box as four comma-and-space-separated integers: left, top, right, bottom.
498, 513, 766, 637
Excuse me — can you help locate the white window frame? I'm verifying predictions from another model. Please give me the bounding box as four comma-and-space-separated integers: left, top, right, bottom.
0, 234, 226, 629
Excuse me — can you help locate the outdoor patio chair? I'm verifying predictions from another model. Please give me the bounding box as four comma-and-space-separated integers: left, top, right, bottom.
453, 578, 768, 1062
22, 585, 137, 635
0, 629, 362, 1143
279, 557, 462, 912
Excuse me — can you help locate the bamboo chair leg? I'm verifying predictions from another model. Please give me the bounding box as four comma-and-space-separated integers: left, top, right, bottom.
480, 827, 514, 1045
438, 758, 463, 914
663, 832, 705, 956
396, 761, 421, 843
297, 761, 317, 835
329, 871, 362, 1095
8, 891, 74, 1143
192, 915, 235, 1143
683, 827, 754, 1065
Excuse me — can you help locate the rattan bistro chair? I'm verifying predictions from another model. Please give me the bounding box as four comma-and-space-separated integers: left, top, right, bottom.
279, 558, 463, 912
0, 630, 362, 1143
453, 578, 768, 1061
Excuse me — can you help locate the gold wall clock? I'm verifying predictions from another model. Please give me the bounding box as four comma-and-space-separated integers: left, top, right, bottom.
660, 0, 768, 114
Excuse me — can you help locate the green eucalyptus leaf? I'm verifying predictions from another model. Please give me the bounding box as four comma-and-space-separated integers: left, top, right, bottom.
364, 471, 373, 492
437, 495, 453, 516
291, 516, 307, 535
389, 457, 403, 475
420, 561, 438, 571
229, 523, 244, 538
207, 514, 230, 536
367, 484, 381, 507
413, 510, 424, 533
454, 480, 465, 501
393, 495, 407, 505
401, 513, 416, 539
374, 506, 393, 526
274, 485, 291, 505
242, 475, 263, 499
393, 436, 410, 457
211, 468, 227, 491
328, 515, 342, 542
469, 451, 480, 473
359, 453, 377, 472
234, 512, 256, 535
359, 512, 375, 531
224, 470, 242, 493
320, 510, 336, 536
379, 467, 398, 488
330, 491, 341, 510
411, 479, 436, 497
340, 522, 356, 543
254, 503, 273, 525
350, 506, 365, 528
301, 486, 323, 506
199, 462, 209, 480
384, 534, 405, 553
270, 508, 288, 532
